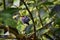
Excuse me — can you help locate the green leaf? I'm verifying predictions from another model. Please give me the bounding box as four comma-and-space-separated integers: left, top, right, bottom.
13, 0, 20, 7
0, 8, 19, 15
36, 28, 50, 37
42, 2, 54, 5
0, 8, 19, 27
55, 18, 60, 25
54, 28, 60, 36
4, 18, 17, 27
24, 24, 33, 34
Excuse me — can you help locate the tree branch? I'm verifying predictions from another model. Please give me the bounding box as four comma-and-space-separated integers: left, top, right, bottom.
28, 20, 54, 38
3, 0, 6, 9
20, 0, 37, 40
34, 0, 43, 26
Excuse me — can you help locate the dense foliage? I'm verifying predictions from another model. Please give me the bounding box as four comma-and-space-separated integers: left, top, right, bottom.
0, 0, 60, 40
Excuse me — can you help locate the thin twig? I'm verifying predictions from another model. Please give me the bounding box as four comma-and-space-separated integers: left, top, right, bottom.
34, 0, 43, 26
3, 0, 6, 9
20, 0, 37, 40
28, 20, 54, 38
